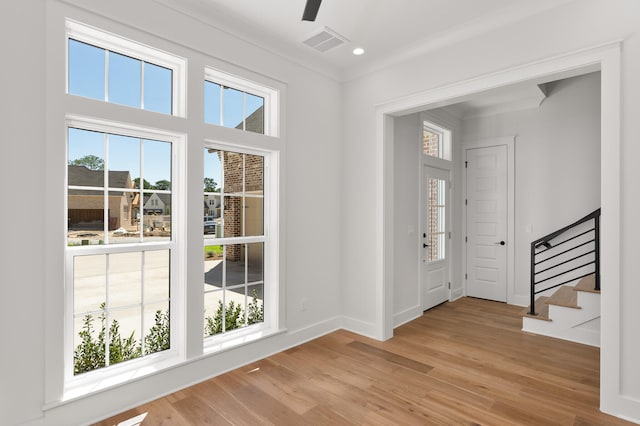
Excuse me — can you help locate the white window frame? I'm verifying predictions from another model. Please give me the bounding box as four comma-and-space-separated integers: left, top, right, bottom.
45, 15, 283, 408
423, 120, 452, 161
204, 67, 280, 137
202, 142, 279, 353
66, 19, 187, 117
63, 115, 186, 399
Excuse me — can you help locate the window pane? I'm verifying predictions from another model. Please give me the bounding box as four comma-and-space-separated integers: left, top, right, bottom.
74, 255, 106, 316
223, 87, 243, 129
247, 283, 264, 326
144, 140, 172, 188
204, 81, 221, 125
68, 128, 105, 186
144, 62, 172, 114
68, 191, 104, 246
247, 243, 264, 283
423, 129, 441, 158
245, 197, 263, 236
145, 250, 170, 303
225, 244, 245, 286
108, 51, 141, 108
427, 178, 446, 262
204, 290, 224, 336
223, 196, 243, 238
204, 148, 222, 237
143, 301, 170, 355
109, 252, 142, 309
68, 39, 105, 100
204, 148, 222, 191
204, 245, 223, 289
245, 93, 264, 134
222, 151, 244, 194
108, 135, 140, 189
108, 306, 143, 366
245, 154, 263, 194
142, 193, 171, 242
224, 289, 245, 331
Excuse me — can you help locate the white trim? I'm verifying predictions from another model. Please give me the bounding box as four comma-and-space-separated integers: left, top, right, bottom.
205, 67, 280, 137
461, 136, 516, 305
201, 141, 280, 346
393, 305, 422, 328
375, 40, 622, 415
63, 116, 186, 399
66, 19, 187, 117
419, 164, 452, 311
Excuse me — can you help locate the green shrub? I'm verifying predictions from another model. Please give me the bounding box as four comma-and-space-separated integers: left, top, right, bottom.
144, 310, 170, 355
204, 290, 263, 337
73, 304, 170, 375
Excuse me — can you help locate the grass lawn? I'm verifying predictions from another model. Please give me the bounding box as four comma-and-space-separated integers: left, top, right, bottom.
204, 245, 223, 256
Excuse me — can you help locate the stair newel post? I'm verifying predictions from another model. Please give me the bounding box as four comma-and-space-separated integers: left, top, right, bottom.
594, 212, 601, 291
529, 240, 537, 315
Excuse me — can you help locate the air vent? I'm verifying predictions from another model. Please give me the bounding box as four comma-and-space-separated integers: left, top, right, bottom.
302, 27, 349, 53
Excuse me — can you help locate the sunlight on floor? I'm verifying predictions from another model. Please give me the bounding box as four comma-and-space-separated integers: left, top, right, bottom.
117, 412, 147, 426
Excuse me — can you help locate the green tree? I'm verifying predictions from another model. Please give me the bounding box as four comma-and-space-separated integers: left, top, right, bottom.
69, 155, 104, 170
154, 179, 171, 191
133, 177, 153, 189
204, 177, 219, 192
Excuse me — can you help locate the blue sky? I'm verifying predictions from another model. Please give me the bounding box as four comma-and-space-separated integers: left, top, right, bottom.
67, 38, 260, 189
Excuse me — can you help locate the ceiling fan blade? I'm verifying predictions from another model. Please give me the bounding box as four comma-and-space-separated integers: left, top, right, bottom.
302, 0, 322, 21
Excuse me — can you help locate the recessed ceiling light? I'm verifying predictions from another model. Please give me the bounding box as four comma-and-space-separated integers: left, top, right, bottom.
352, 47, 365, 56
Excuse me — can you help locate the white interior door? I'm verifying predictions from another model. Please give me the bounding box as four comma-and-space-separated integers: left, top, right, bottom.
466, 145, 508, 302
421, 165, 450, 310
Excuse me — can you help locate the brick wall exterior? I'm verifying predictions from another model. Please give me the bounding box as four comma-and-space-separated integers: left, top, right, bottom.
222, 152, 264, 261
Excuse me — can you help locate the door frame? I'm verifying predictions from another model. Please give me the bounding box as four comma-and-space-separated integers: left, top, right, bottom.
419, 163, 452, 311
462, 137, 516, 304
376, 41, 621, 418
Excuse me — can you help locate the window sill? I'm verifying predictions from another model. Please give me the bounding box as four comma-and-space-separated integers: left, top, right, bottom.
44, 326, 287, 411
203, 325, 286, 355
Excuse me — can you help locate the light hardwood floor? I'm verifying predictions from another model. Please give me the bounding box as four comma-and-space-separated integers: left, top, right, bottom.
96, 297, 632, 425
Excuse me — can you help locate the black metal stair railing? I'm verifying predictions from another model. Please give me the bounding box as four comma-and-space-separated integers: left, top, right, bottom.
529, 208, 601, 316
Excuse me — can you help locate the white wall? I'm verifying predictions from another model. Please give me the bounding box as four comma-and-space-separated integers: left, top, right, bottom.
460, 72, 601, 305
0, 2, 47, 425
341, 0, 640, 421
392, 109, 463, 327
392, 114, 420, 322
1, 1, 343, 425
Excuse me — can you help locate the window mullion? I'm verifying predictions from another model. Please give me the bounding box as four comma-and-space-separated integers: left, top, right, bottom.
140, 61, 145, 111
104, 49, 110, 103
105, 253, 111, 367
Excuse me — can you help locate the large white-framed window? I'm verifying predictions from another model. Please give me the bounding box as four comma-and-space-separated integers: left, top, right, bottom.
203, 145, 272, 347
52, 17, 282, 403
64, 116, 185, 397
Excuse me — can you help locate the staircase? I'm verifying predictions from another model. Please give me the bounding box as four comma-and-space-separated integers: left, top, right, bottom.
522, 274, 600, 346
521, 209, 601, 347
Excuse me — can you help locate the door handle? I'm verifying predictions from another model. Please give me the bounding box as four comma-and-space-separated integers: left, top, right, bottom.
423, 243, 429, 248
495, 241, 506, 246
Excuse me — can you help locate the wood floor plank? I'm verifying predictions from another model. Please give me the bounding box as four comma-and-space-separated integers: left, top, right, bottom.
94, 297, 634, 426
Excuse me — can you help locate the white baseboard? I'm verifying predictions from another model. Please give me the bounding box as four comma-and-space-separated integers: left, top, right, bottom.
342, 316, 379, 340
393, 305, 422, 328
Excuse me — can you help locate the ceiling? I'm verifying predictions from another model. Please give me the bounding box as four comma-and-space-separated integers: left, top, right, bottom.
157, 0, 573, 81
